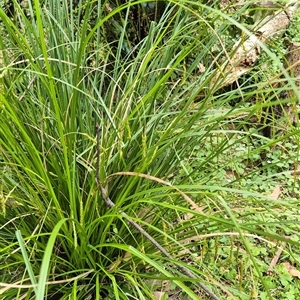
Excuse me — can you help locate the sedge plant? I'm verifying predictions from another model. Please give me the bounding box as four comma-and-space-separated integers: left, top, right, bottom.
0, 0, 300, 299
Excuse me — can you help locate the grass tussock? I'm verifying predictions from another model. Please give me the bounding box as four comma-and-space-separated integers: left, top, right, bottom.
0, 0, 300, 299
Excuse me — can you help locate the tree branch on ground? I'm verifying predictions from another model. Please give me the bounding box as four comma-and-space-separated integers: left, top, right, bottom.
212, 1, 299, 89
95, 124, 221, 300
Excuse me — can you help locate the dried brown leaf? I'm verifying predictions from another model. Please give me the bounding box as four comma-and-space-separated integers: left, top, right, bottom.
282, 262, 300, 278
153, 291, 166, 300
268, 185, 281, 200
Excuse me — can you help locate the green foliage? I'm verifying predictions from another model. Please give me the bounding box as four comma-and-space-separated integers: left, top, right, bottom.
0, 0, 300, 299
286, 9, 300, 42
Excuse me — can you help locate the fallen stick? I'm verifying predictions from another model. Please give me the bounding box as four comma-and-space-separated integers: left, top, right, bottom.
211, 1, 299, 89
95, 124, 221, 300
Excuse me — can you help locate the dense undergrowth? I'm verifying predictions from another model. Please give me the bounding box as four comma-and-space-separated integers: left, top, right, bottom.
0, 0, 300, 299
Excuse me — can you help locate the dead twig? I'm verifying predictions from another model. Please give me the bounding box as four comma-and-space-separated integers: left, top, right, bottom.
267, 240, 287, 274
95, 125, 221, 300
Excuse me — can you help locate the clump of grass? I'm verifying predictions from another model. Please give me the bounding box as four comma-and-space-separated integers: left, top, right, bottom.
0, 0, 300, 299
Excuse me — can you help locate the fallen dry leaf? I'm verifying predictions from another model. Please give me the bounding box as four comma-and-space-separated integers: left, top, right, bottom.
105, 3, 113, 12
282, 262, 300, 279
268, 185, 281, 200
123, 251, 131, 262
181, 212, 195, 222
198, 62, 206, 73
153, 291, 166, 300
